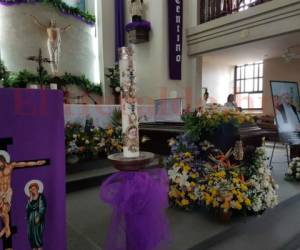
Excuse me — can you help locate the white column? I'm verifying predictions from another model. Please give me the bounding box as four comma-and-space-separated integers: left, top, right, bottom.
119, 47, 140, 158
95, 0, 116, 103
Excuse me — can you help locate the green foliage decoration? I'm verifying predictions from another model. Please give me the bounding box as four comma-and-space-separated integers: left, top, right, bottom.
105, 64, 120, 90
0, 59, 9, 82
182, 111, 254, 143
61, 73, 102, 95
1, 0, 96, 25
3, 70, 39, 88
2, 68, 102, 95
110, 108, 122, 128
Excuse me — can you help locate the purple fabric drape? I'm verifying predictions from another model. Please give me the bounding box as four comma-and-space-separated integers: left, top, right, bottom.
100, 168, 171, 250
168, 0, 183, 80
115, 0, 126, 62
0, 89, 65, 249
125, 20, 151, 32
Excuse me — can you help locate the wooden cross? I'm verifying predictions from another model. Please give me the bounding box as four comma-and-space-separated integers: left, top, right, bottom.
0, 137, 50, 250
27, 48, 52, 87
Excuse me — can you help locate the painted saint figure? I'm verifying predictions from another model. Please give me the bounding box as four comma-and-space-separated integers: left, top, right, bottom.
30, 15, 72, 74
25, 180, 47, 250
128, 0, 144, 22
0, 151, 46, 238
124, 126, 139, 153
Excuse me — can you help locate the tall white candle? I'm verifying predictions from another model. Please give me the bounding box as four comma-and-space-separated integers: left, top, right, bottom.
119, 47, 140, 158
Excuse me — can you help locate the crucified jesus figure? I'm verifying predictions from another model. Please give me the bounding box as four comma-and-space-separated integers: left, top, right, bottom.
0, 151, 46, 239
30, 15, 72, 75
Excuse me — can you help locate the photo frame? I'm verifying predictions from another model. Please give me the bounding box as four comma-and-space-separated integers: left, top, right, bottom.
270, 80, 300, 133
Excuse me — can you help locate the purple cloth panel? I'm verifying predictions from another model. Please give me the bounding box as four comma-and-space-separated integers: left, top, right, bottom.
125, 20, 151, 32
100, 168, 171, 250
168, 0, 183, 80
0, 88, 66, 250
115, 0, 126, 62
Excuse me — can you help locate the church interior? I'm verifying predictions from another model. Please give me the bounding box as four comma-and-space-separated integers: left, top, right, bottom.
0, 0, 300, 249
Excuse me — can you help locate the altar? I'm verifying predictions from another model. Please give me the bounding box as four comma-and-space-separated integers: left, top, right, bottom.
64, 104, 155, 128
64, 103, 279, 158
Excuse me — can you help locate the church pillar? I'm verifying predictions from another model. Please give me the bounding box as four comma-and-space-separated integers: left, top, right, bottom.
96, 0, 116, 104
185, 0, 202, 109
194, 56, 203, 109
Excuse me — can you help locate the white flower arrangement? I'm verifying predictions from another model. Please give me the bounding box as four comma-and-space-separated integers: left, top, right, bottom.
286, 157, 300, 181
67, 140, 79, 154
167, 137, 279, 216
246, 147, 278, 212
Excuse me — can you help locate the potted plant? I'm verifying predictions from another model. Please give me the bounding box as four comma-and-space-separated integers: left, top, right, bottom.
106, 64, 121, 104
199, 169, 251, 223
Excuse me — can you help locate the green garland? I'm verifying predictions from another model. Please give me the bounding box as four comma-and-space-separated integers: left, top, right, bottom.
42, 0, 96, 25
1, 0, 96, 25
3, 70, 40, 88
2, 68, 102, 95
61, 73, 102, 95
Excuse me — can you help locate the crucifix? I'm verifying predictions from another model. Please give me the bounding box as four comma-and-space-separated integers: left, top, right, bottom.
0, 137, 50, 250
30, 15, 72, 75
27, 48, 52, 87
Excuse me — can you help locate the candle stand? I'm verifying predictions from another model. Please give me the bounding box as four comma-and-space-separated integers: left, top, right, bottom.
100, 47, 170, 250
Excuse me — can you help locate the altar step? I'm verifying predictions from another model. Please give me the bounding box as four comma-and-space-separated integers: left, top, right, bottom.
66, 143, 282, 193
66, 159, 117, 193
189, 194, 300, 250
66, 156, 161, 193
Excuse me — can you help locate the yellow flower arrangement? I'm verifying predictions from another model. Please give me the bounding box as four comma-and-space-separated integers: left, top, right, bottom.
199, 170, 250, 213
181, 199, 190, 206
182, 110, 254, 143
106, 128, 114, 136
168, 151, 201, 210
184, 152, 193, 158
167, 136, 278, 220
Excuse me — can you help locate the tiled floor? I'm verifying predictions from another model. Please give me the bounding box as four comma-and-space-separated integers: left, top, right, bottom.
67, 146, 300, 250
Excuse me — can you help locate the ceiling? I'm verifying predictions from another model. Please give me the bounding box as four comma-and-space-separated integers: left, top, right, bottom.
203, 31, 300, 65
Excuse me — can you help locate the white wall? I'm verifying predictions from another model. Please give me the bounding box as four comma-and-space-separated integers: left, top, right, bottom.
97, 0, 116, 103
85, 0, 95, 14
124, 0, 199, 107
0, 0, 202, 106
0, 3, 99, 83
202, 57, 235, 105
62, 0, 81, 7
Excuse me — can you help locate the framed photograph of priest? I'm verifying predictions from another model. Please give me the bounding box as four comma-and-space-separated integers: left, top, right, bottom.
271, 81, 300, 132
24, 180, 47, 250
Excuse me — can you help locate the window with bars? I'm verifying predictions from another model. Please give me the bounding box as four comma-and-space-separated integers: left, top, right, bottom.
234, 62, 263, 111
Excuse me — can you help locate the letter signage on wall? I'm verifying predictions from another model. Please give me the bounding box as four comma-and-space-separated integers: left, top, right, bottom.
168, 0, 183, 80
